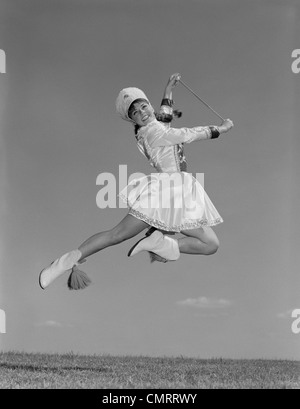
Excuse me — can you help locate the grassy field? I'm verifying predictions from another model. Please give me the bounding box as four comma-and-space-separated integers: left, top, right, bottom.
0, 351, 299, 389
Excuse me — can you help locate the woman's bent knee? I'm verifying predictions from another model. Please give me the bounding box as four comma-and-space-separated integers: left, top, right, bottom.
206, 237, 220, 255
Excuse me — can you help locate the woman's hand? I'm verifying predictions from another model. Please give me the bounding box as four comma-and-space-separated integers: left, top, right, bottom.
167, 73, 181, 89
219, 118, 234, 133
163, 73, 181, 101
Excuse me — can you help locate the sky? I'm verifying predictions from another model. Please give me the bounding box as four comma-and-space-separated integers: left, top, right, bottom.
0, 0, 299, 359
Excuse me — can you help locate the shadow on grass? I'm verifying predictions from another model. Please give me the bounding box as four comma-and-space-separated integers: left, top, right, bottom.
0, 362, 109, 373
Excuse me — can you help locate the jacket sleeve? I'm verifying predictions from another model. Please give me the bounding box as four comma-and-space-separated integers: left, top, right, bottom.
147, 124, 212, 148
159, 103, 173, 116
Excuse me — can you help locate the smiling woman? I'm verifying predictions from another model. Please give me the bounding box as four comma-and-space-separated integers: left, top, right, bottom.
40, 72, 231, 290
128, 99, 155, 127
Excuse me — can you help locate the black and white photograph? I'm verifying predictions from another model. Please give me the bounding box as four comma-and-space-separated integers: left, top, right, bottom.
0, 0, 299, 390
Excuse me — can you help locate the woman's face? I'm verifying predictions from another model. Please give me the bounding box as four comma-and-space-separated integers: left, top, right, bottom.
128, 100, 155, 126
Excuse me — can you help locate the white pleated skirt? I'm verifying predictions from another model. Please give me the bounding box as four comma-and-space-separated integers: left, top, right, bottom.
118, 172, 223, 233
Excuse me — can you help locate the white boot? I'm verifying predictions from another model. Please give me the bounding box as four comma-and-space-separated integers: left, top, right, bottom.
39, 249, 82, 289
128, 230, 180, 261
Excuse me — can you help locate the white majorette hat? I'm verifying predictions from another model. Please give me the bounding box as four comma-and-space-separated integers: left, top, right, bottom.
116, 87, 150, 122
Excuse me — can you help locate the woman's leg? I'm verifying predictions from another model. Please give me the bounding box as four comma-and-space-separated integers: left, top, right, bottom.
179, 226, 220, 255
125, 226, 219, 261
78, 213, 150, 260
39, 213, 150, 289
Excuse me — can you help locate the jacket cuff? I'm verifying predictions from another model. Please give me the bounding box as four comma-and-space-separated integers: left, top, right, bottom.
161, 98, 174, 108
209, 126, 220, 139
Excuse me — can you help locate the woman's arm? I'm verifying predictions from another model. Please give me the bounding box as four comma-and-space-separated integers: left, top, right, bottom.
148, 119, 234, 148
160, 73, 181, 115
149, 73, 234, 147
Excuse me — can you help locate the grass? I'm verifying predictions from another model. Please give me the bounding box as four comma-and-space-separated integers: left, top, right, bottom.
0, 351, 299, 389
